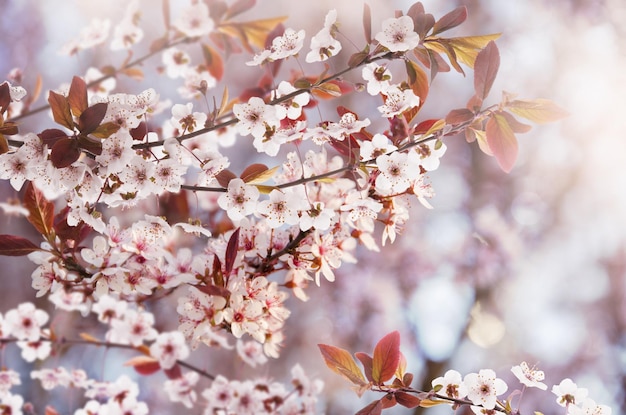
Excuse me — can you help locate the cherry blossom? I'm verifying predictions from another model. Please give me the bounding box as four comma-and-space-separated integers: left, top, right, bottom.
414, 139, 447, 171
511, 362, 547, 390
173, 3, 214, 38
256, 188, 309, 228
108, 309, 158, 347
375, 151, 421, 195
270, 28, 306, 60
568, 398, 612, 415
233, 97, 280, 139
375, 15, 420, 52
161, 47, 191, 79
362, 62, 393, 95
236, 339, 269, 367
552, 378, 589, 407
0, 370, 20, 399
217, 178, 260, 222
150, 331, 190, 370
171, 102, 207, 133
4, 303, 48, 342
359, 133, 397, 160
463, 369, 508, 410
273, 81, 310, 120
305, 10, 342, 63
164, 372, 199, 409
377, 85, 420, 118
432, 369, 468, 400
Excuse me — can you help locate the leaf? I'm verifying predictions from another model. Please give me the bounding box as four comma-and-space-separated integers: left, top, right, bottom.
0, 234, 41, 256
224, 227, 240, 276
162, 0, 170, 30
202, 43, 224, 81
486, 111, 518, 173
506, 98, 569, 124
355, 400, 383, 415
24, 182, 55, 237
419, 399, 448, 408
38, 128, 68, 147
254, 184, 278, 195
0, 82, 11, 114
217, 87, 231, 118
215, 169, 237, 188
0, 135, 8, 154
241, 164, 278, 184
120, 67, 144, 81
414, 118, 445, 139
79, 332, 100, 342
164, 364, 182, 380
448, 34, 501, 67
90, 122, 120, 139
372, 331, 400, 384
473, 41, 500, 101
500, 111, 532, 133
48, 90, 74, 130
445, 108, 474, 125
405, 60, 429, 110
363, 3, 372, 44
395, 391, 421, 408
355, 352, 374, 382
45, 406, 60, 415
77, 135, 103, 156
124, 356, 161, 376
411, 10, 435, 39
68, 76, 88, 118
50, 137, 81, 168
313, 82, 342, 98
78, 102, 108, 135
432, 6, 467, 35
318, 344, 367, 387
218, 16, 288, 52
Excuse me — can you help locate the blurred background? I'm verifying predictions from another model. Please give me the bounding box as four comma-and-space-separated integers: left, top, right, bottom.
0, 0, 625, 414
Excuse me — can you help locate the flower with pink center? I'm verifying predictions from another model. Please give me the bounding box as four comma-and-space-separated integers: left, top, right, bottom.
149, 331, 189, 370
375, 15, 420, 52
217, 178, 260, 222
463, 369, 508, 410
375, 151, 421, 195
173, 3, 214, 38
378, 85, 420, 118
270, 28, 306, 60
233, 97, 280, 139
236, 339, 268, 368
0, 370, 20, 398
164, 372, 199, 409
222, 295, 263, 340
108, 309, 158, 347
4, 303, 48, 342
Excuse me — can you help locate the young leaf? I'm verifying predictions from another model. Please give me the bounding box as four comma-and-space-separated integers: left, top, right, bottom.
202, 43, 225, 81
90, 122, 121, 139
68, 76, 88, 118
395, 391, 421, 408
405, 60, 429, 109
372, 331, 401, 384
164, 364, 182, 380
24, 182, 55, 237
363, 3, 372, 44
0, 82, 10, 114
473, 41, 500, 101
355, 352, 374, 382
48, 91, 74, 130
448, 34, 501, 67
124, 355, 161, 376
318, 344, 368, 387
224, 227, 240, 276
0, 234, 41, 256
355, 400, 383, 415
38, 128, 68, 147
506, 98, 569, 124
432, 6, 467, 35
486, 111, 518, 173
50, 137, 81, 168
445, 108, 474, 125
78, 102, 108, 135
0, 135, 8, 154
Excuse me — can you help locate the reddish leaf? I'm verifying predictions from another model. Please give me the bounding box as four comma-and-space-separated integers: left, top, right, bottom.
355, 400, 383, 415
410, 8, 434, 39
202, 43, 225, 81
215, 169, 237, 188
24, 182, 55, 237
363, 3, 372, 44
240, 163, 268, 183
130, 122, 148, 141
50, 137, 81, 168
124, 356, 161, 376
164, 364, 182, 380
405, 59, 429, 121
78, 102, 108, 135
0, 135, 8, 154
90, 122, 120, 139
380, 393, 397, 409
194, 283, 231, 299
77, 135, 103, 156
318, 344, 367, 387
500, 111, 531, 133
432, 6, 467, 35
486, 111, 518, 173
68, 76, 88, 118
48, 90, 74, 130
395, 391, 422, 408
0, 234, 41, 256
348, 50, 369, 68
0, 82, 11, 114
224, 227, 240, 275
45, 406, 60, 415
355, 352, 374, 382
53, 207, 92, 247
372, 331, 400, 384
162, 0, 170, 30
38, 128, 68, 147
445, 108, 474, 125
473, 41, 500, 101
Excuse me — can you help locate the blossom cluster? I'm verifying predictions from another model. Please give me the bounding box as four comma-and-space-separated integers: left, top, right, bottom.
432, 364, 611, 415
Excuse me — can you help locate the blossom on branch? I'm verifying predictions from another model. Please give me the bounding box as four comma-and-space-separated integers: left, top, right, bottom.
375, 15, 420, 52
